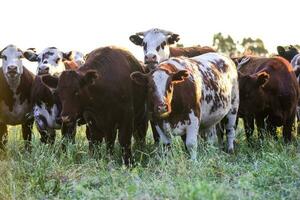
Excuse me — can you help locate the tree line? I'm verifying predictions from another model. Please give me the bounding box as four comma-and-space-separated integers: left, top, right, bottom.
177, 32, 300, 57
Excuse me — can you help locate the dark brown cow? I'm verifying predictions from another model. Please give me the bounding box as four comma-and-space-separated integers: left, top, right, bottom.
41, 46, 148, 165
0, 45, 35, 149
238, 56, 299, 142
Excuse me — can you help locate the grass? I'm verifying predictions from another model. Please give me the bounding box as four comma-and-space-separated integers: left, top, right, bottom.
0, 124, 300, 200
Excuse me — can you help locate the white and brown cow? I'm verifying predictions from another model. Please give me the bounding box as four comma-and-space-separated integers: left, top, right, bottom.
24, 47, 85, 143
0, 45, 35, 149
129, 28, 215, 69
130, 28, 215, 143
131, 53, 239, 159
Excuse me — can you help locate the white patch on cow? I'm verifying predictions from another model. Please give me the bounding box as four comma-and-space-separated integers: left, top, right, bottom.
152, 70, 169, 103
70, 51, 85, 67
33, 103, 60, 129
143, 29, 171, 63
1, 45, 24, 90
291, 54, 300, 69
0, 93, 30, 125
36, 47, 66, 75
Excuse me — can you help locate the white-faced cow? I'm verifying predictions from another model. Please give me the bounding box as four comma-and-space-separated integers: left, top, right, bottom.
130, 28, 215, 143
24, 47, 85, 144
131, 53, 239, 159
0, 45, 35, 149
129, 28, 215, 69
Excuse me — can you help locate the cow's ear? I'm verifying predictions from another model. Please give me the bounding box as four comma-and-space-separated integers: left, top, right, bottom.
63, 51, 73, 61
171, 70, 189, 84
256, 72, 269, 87
41, 75, 59, 90
130, 72, 148, 85
294, 67, 300, 77
80, 70, 99, 87
24, 49, 38, 62
129, 35, 143, 46
167, 34, 180, 45
277, 46, 286, 56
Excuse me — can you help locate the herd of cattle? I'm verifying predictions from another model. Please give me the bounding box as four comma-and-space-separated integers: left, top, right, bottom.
0, 28, 299, 164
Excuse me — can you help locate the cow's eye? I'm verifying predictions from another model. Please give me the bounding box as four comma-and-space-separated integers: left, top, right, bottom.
55, 58, 61, 63
156, 46, 160, 52
19, 55, 24, 59
2, 55, 7, 60
37, 57, 41, 62
143, 43, 147, 51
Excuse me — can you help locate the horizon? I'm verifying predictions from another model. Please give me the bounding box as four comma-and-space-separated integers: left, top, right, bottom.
1, 0, 299, 73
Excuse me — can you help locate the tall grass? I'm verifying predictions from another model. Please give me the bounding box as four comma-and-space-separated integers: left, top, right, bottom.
0, 124, 300, 200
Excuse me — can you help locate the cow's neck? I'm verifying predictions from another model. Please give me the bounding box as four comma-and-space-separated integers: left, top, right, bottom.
4, 73, 21, 93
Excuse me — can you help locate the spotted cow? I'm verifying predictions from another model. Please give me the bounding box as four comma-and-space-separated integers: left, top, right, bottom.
24, 47, 85, 144
129, 28, 215, 70
0, 45, 35, 149
130, 28, 215, 143
131, 53, 239, 159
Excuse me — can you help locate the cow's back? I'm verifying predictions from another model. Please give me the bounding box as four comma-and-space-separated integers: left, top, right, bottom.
193, 53, 238, 128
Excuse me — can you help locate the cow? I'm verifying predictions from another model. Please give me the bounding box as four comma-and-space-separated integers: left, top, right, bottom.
277, 45, 300, 132
131, 53, 239, 159
277, 45, 299, 64
130, 28, 215, 143
0, 45, 35, 149
238, 56, 299, 142
129, 28, 215, 70
24, 47, 85, 144
41, 46, 148, 165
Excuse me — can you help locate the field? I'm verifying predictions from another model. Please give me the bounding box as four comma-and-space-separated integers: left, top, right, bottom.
0, 124, 300, 200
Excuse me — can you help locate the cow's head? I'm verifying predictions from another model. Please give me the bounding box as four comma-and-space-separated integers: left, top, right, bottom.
131, 68, 189, 118
238, 71, 270, 114
277, 45, 299, 62
129, 28, 180, 65
24, 47, 73, 75
0, 45, 25, 81
66, 50, 85, 67
41, 70, 98, 124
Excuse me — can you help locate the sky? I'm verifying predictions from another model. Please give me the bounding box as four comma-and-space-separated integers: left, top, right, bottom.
1, 0, 299, 73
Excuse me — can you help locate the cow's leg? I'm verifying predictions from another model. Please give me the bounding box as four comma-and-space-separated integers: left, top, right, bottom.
22, 118, 34, 150
243, 116, 254, 143
105, 127, 117, 155
155, 124, 171, 145
118, 118, 133, 166
256, 116, 265, 141
185, 113, 199, 160
283, 114, 295, 143
150, 121, 160, 144
133, 118, 148, 147
225, 114, 237, 154
0, 123, 8, 149
205, 126, 218, 145
266, 118, 277, 140
216, 121, 226, 150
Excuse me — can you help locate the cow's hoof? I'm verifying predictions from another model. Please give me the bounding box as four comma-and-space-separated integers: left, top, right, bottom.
227, 148, 234, 154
